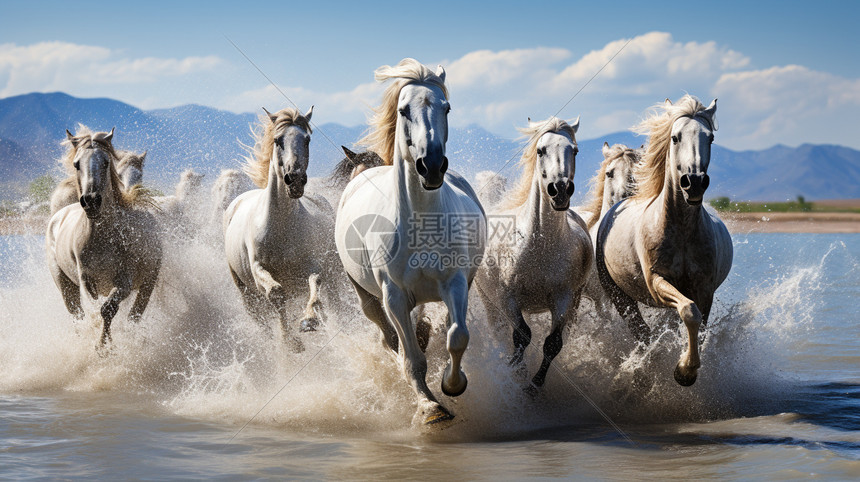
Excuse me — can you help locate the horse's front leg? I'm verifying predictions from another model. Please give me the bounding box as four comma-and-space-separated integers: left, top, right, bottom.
99, 278, 133, 346
438, 273, 470, 398
529, 292, 579, 392
299, 273, 323, 332
129, 258, 161, 324
382, 280, 451, 425
649, 274, 702, 386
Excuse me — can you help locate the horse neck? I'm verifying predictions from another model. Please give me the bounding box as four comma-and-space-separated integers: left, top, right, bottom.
521, 171, 567, 238
655, 159, 704, 229
393, 144, 440, 214
600, 182, 615, 216
262, 160, 298, 218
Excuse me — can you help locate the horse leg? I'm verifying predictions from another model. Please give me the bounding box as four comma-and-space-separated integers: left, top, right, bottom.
231, 269, 268, 325
438, 273, 470, 398
606, 285, 651, 344
99, 280, 133, 346
299, 273, 323, 332
50, 262, 83, 319
347, 275, 398, 353
412, 304, 431, 353
382, 280, 450, 425
476, 283, 527, 366
530, 292, 579, 391
650, 274, 702, 386
129, 260, 160, 324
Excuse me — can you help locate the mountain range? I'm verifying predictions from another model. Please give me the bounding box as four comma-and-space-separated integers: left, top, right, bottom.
1, 92, 858, 202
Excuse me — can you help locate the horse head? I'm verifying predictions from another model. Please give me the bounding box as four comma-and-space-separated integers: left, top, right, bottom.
668, 99, 717, 206
118, 151, 145, 190
264, 106, 313, 199
601, 142, 638, 209
67, 127, 117, 219
396, 65, 449, 190
533, 117, 579, 211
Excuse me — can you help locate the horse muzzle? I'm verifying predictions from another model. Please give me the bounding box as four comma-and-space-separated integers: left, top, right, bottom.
416, 155, 448, 191
547, 180, 574, 211
80, 193, 103, 218
680, 173, 709, 205
284, 172, 308, 199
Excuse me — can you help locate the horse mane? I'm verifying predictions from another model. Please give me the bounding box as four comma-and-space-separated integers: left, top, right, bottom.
357, 58, 448, 166
328, 149, 384, 187
631, 95, 709, 200
243, 108, 313, 189
581, 144, 640, 229
59, 124, 155, 209
501, 117, 578, 210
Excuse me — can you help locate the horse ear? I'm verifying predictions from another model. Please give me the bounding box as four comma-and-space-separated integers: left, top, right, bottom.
569, 116, 580, 134
304, 105, 314, 122
341, 146, 357, 162
664, 98, 673, 107
65, 129, 80, 147
105, 127, 115, 143
602, 142, 611, 157
262, 107, 277, 124
436, 64, 446, 83
700, 98, 718, 131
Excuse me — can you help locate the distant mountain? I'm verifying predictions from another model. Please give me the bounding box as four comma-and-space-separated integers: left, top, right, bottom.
1, 92, 858, 202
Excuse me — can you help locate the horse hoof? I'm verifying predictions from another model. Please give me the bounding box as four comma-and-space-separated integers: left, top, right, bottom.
299, 317, 320, 333
673, 363, 698, 386
441, 366, 468, 397
423, 405, 455, 425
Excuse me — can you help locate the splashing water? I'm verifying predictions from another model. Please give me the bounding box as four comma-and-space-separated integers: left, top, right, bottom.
0, 226, 857, 442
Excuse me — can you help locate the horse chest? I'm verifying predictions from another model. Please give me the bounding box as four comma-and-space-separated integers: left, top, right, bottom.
651, 232, 715, 285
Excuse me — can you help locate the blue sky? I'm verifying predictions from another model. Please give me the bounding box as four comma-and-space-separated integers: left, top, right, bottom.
2, 0, 859, 149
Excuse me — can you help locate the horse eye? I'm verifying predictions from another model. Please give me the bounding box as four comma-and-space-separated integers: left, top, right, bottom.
708, 134, 714, 143
73, 160, 80, 170
671, 135, 679, 144
606, 170, 614, 179
445, 105, 451, 114
573, 148, 579, 157
399, 106, 409, 118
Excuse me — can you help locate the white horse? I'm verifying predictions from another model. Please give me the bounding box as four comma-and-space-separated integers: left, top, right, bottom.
576, 143, 640, 307
50, 148, 146, 215
46, 126, 161, 346
224, 106, 335, 343
596, 96, 733, 386
475, 117, 592, 392
210, 168, 253, 227
335, 59, 486, 425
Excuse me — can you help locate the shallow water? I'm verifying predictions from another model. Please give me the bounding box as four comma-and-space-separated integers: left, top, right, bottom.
0, 231, 858, 478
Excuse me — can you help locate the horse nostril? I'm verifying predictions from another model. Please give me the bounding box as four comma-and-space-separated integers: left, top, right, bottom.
702, 174, 710, 190
566, 181, 575, 196
416, 158, 428, 177
79, 196, 87, 208
284, 173, 293, 185
680, 174, 691, 190
547, 182, 558, 197
440, 157, 449, 174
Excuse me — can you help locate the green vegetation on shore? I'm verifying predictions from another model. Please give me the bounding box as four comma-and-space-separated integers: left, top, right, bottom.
709, 196, 860, 213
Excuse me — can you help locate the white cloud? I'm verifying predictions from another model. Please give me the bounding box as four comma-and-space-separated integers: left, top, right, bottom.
0, 41, 222, 97
713, 65, 860, 148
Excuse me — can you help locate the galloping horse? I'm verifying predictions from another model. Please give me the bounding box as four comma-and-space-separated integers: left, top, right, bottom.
50, 147, 146, 215
46, 126, 161, 346
335, 59, 486, 425
475, 117, 592, 392
224, 106, 335, 345
596, 96, 732, 386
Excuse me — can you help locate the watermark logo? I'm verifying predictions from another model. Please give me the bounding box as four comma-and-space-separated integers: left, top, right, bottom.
344, 214, 400, 268
345, 212, 516, 269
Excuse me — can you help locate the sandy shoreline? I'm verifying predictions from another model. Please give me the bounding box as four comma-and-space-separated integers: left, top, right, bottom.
3, 212, 859, 236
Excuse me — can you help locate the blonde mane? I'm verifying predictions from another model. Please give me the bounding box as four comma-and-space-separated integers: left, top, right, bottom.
59, 124, 155, 209
357, 58, 448, 165
502, 117, 578, 210
581, 144, 640, 229
243, 108, 312, 189
631, 95, 710, 200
